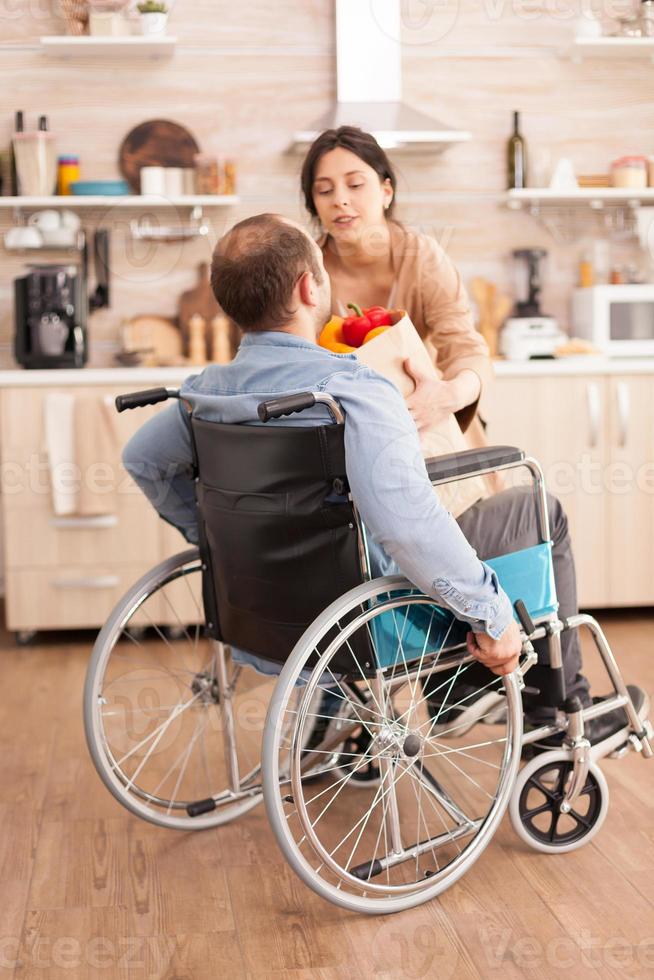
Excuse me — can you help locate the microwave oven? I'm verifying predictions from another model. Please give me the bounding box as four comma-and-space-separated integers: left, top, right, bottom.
572, 285, 654, 356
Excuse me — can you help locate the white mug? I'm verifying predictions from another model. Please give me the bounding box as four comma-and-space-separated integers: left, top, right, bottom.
59, 209, 81, 231
164, 167, 184, 196
140, 166, 166, 196
28, 209, 60, 232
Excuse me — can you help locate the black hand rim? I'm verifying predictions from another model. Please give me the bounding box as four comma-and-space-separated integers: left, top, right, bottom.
518, 760, 603, 846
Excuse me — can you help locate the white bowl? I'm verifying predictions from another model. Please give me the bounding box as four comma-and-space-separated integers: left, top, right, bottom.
4, 226, 44, 249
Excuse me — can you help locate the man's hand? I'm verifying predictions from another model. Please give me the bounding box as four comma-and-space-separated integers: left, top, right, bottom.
466, 619, 522, 676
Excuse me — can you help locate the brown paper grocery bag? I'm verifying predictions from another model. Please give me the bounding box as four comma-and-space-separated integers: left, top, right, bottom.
354, 311, 487, 517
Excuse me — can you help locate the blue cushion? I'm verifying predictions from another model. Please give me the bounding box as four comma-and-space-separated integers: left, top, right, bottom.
370, 542, 557, 669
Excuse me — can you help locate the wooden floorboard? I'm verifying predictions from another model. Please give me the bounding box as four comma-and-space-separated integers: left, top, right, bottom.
0, 610, 652, 979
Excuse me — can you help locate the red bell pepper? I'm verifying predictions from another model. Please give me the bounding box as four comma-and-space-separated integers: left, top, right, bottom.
364, 306, 393, 328
342, 303, 372, 347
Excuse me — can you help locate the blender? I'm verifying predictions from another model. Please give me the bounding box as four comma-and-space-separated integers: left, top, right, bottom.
499, 248, 567, 360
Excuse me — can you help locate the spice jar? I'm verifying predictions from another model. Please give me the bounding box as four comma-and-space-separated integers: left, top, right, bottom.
57, 155, 80, 195
223, 158, 237, 195
579, 249, 594, 288
194, 154, 220, 195
611, 155, 648, 189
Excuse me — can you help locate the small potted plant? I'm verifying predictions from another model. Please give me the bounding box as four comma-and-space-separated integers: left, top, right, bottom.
137, 0, 168, 35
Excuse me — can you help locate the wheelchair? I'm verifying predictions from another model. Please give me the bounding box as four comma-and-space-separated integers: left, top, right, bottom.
84, 385, 652, 915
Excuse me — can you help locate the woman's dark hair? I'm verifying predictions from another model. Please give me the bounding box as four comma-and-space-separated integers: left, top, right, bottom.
300, 126, 397, 219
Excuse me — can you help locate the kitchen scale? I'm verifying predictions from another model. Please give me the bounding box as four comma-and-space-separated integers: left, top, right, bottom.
500, 248, 567, 360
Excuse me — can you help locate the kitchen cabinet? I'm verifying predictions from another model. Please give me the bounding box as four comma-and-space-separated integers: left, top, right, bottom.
485, 367, 654, 608
0, 378, 190, 635
605, 375, 654, 605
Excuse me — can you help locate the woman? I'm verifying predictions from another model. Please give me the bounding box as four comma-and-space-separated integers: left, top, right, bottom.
300, 125, 499, 506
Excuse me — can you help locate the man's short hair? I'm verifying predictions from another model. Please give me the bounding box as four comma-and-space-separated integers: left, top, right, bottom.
210, 213, 322, 332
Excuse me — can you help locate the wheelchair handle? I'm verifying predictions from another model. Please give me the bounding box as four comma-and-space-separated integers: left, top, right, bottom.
258, 391, 345, 424
257, 392, 316, 422
115, 387, 180, 413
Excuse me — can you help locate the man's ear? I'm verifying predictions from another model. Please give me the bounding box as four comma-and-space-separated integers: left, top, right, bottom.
297, 270, 316, 308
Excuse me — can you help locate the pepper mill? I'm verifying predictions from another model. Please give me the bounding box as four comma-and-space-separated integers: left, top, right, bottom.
210, 314, 232, 364
188, 313, 206, 366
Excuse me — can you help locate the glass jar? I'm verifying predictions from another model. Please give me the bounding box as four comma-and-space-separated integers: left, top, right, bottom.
611, 155, 648, 189
193, 154, 220, 195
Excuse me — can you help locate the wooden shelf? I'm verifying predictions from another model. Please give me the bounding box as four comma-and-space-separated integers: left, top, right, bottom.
0, 195, 238, 209
507, 188, 654, 209
571, 37, 654, 61
39, 35, 176, 59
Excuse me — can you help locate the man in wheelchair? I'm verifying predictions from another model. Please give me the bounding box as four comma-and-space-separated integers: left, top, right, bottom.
123, 212, 646, 768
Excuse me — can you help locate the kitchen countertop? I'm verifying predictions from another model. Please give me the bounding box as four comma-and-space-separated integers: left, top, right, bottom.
0, 366, 193, 387
492, 356, 654, 376
0, 356, 652, 387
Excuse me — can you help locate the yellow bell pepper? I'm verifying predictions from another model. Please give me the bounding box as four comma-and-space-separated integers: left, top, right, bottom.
318, 316, 356, 354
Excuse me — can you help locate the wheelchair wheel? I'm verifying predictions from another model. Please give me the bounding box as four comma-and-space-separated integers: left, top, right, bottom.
509, 750, 609, 853
263, 575, 523, 914
84, 548, 300, 830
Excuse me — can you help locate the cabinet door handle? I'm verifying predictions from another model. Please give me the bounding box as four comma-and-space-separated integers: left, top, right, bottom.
51, 575, 120, 590
49, 515, 118, 530
616, 381, 630, 448
586, 382, 601, 448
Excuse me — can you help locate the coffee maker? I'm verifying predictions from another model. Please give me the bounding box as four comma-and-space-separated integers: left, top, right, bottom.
14, 264, 87, 368
14, 229, 110, 369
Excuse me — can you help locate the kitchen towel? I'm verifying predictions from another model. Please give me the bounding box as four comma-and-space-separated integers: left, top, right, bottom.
43, 392, 77, 516
43, 393, 120, 516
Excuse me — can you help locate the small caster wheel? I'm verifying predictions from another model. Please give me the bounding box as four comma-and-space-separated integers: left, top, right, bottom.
16, 630, 37, 646
509, 750, 609, 853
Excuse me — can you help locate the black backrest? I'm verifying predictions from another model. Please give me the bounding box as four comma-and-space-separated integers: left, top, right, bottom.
191, 417, 368, 668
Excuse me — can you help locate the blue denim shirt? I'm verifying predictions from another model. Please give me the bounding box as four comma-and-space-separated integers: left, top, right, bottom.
123, 330, 513, 643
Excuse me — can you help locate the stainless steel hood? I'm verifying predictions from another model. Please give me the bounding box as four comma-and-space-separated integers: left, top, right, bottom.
291, 0, 471, 153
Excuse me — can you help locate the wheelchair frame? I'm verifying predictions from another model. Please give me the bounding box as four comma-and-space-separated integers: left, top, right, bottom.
84, 384, 652, 913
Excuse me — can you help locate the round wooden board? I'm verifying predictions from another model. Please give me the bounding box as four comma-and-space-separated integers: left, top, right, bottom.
118, 119, 201, 192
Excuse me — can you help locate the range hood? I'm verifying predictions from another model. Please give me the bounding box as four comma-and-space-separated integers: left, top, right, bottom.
291, 0, 471, 153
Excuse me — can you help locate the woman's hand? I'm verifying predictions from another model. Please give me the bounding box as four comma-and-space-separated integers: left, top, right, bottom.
404, 359, 481, 431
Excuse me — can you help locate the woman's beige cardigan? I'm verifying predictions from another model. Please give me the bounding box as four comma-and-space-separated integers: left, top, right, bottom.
322, 222, 497, 469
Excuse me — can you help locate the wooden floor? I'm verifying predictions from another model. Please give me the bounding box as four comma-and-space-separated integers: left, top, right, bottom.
1, 611, 653, 980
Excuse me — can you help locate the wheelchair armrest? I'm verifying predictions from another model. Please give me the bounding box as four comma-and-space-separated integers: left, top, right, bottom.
426, 445, 525, 484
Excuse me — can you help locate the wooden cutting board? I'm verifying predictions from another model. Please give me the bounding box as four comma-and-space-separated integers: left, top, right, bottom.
177, 262, 241, 358
123, 315, 184, 366
118, 119, 200, 193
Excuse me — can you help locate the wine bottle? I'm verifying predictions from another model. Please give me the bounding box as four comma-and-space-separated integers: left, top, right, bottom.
507, 110, 528, 190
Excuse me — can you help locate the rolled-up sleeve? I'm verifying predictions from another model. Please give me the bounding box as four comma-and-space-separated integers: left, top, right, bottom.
420, 237, 494, 432
325, 367, 513, 638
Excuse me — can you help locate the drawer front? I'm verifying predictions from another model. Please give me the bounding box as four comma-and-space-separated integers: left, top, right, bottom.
6, 561, 204, 631
6, 564, 157, 631
0, 386, 162, 512
1, 451, 146, 513
2, 505, 160, 569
